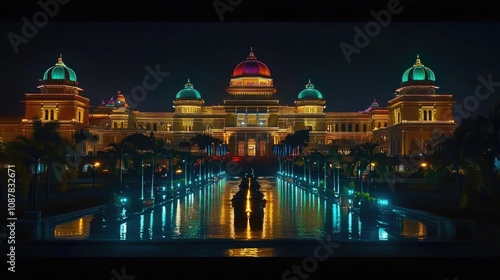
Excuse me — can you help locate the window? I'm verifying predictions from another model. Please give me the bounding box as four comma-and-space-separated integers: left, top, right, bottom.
355, 124, 359, 132
421, 107, 434, 121
259, 141, 266, 156
45, 109, 49, 120
363, 124, 367, 132
393, 108, 401, 124
238, 141, 245, 156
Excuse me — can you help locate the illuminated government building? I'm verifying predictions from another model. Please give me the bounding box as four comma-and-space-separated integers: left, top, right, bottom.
0, 49, 456, 158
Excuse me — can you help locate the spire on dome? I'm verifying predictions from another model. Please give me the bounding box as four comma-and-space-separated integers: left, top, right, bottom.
414, 54, 423, 66
247, 47, 256, 59
305, 79, 314, 88
57, 53, 64, 65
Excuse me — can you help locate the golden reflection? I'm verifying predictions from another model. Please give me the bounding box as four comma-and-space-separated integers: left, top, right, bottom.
245, 189, 252, 214
401, 218, 427, 240
224, 248, 276, 257
54, 215, 93, 239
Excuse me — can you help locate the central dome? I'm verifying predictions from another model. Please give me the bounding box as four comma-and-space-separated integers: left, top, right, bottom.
298, 80, 323, 99
232, 48, 271, 78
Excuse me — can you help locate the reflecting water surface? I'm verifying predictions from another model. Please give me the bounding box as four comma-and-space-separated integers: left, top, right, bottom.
54, 215, 94, 239
55, 177, 437, 241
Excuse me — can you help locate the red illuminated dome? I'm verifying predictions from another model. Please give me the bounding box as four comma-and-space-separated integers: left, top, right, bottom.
232, 48, 271, 78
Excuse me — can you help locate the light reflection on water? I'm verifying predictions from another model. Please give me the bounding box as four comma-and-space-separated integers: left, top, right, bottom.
54, 177, 435, 241
54, 215, 94, 239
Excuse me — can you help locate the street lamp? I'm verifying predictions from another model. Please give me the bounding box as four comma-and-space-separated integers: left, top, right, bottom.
183, 159, 187, 186
92, 162, 100, 188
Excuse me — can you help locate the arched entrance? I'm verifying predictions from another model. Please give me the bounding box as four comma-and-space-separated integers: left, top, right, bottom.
248, 138, 256, 156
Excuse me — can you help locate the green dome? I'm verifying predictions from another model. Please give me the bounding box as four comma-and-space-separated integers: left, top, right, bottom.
401, 55, 436, 85
43, 56, 77, 82
298, 80, 323, 99
175, 79, 202, 99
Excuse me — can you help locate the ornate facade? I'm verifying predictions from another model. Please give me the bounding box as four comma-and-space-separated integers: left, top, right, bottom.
0, 50, 456, 158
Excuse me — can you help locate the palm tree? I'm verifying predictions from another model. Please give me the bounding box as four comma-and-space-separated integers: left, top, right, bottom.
73, 128, 99, 156
4, 119, 66, 212
326, 144, 341, 192
146, 132, 167, 199
178, 139, 193, 184
283, 129, 310, 156
349, 141, 386, 195
120, 133, 151, 199
108, 140, 133, 189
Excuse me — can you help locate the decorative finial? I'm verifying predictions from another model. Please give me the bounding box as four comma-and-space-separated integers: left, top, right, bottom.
414, 54, 423, 66
248, 47, 255, 59
185, 78, 192, 87
57, 53, 63, 64
308, 78, 311, 83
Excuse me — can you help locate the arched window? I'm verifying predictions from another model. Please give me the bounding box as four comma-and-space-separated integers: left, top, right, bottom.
45, 109, 49, 120
341, 123, 346, 132
348, 124, 352, 132
78, 111, 82, 122
146, 123, 151, 131
423, 110, 427, 121
50, 110, 54, 120
355, 124, 359, 132
363, 124, 367, 132
153, 123, 157, 131
114, 122, 118, 129
259, 141, 266, 156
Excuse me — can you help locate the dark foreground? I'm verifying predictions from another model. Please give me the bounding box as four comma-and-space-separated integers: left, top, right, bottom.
6, 240, 500, 280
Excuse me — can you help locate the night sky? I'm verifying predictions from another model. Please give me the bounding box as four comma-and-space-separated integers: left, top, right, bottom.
2, 2, 500, 120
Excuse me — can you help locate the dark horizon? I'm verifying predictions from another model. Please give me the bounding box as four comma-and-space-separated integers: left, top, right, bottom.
2, 3, 500, 121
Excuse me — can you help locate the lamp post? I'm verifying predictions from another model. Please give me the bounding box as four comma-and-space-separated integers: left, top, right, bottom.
92, 162, 100, 188
183, 159, 187, 186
